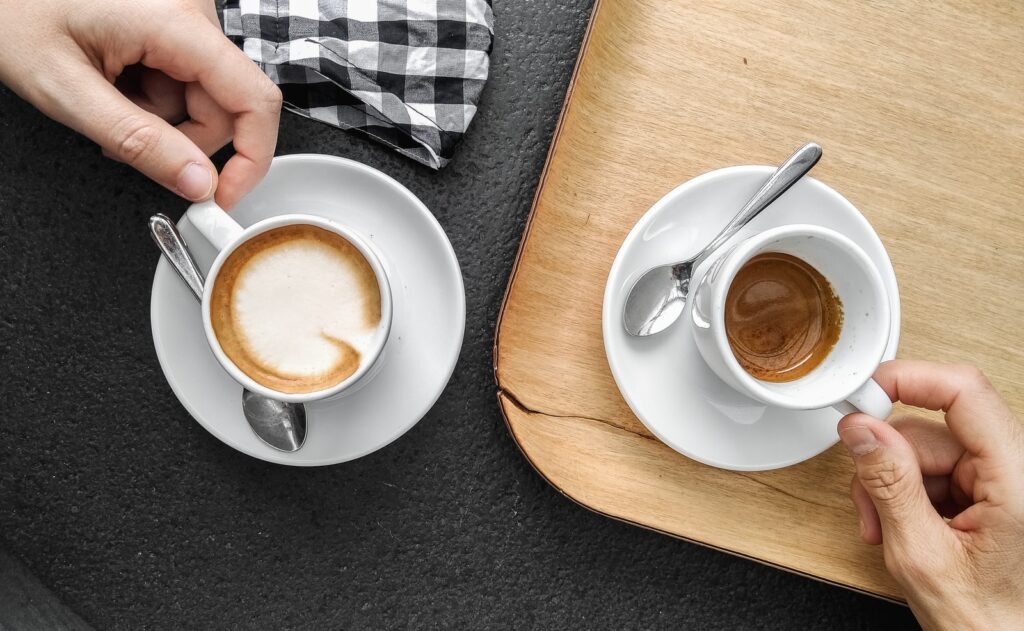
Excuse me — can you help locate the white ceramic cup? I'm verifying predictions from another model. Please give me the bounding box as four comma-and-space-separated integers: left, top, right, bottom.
186, 199, 393, 404
690, 224, 892, 419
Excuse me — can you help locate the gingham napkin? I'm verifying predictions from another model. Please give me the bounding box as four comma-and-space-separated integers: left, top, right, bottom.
221, 0, 494, 169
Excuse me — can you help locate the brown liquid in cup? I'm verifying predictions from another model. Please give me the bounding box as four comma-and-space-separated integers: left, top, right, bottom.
724, 252, 843, 383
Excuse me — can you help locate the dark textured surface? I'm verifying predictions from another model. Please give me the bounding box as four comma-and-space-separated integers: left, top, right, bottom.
0, 548, 91, 631
0, 1, 921, 629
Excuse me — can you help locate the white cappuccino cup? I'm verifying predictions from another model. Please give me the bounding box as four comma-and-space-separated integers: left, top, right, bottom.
186, 200, 393, 404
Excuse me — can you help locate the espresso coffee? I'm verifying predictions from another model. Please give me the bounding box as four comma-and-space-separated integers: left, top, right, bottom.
724, 252, 843, 383
210, 224, 382, 394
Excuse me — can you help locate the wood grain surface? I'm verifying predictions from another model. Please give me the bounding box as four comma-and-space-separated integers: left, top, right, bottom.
494, 0, 1024, 601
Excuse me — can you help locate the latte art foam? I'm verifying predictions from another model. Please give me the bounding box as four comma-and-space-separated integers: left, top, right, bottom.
211, 224, 382, 394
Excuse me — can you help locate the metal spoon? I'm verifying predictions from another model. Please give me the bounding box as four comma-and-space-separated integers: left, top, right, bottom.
622, 142, 822, 337
148, 214, 307, 452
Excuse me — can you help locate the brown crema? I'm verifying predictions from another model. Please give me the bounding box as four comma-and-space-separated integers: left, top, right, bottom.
724, 252, 843, 383
210, 224, 381, 394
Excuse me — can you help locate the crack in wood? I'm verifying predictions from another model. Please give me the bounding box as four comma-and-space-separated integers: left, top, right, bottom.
735, 473, 833, 510
498, 387, 654, 441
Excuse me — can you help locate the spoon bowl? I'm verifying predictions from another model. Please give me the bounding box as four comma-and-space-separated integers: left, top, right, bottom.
242, 389, 307, 452
624, 261, 694, 337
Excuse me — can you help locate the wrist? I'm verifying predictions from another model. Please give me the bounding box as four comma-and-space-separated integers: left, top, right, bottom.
908, 591, 1014, 631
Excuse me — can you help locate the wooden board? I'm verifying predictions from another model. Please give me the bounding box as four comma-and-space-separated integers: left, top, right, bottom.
494, 0, 1024, 601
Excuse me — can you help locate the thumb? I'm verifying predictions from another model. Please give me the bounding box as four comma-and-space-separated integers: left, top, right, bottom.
838, 414, 947, 550
47, 58, 218, 201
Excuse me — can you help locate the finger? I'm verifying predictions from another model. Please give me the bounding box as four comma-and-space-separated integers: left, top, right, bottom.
104, 85, 186, 161
176, 83, 233, 156
851, 474, 882, 544
140, 12, 281, 208
873, 361, 1020, 462
198, 0, 220, 25
890, 415, 966, 476
48, 59, 217, 202
838, 414, 951, 560
901, 415, 978, 510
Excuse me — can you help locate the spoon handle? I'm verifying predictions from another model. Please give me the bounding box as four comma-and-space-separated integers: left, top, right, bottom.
149, 214, 205, 302
693, 142, 822, 267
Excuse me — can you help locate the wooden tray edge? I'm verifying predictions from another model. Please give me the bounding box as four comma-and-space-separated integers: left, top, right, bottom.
497, 392, 905, 606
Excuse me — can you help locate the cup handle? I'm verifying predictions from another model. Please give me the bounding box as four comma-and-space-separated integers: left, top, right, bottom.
186, 199, 244, 252
833, 378, 892, 419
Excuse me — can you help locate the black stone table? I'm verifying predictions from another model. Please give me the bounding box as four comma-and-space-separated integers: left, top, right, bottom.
0, 2, 920, 628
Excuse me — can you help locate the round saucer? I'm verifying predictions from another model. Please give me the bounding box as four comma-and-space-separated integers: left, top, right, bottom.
602, 166, 900, 471
151, 154, 465, 466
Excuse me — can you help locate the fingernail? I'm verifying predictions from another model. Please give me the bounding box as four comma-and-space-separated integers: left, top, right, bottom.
176, 162, 214, 201
840, 426, 879, 456
858, 517, 866, 539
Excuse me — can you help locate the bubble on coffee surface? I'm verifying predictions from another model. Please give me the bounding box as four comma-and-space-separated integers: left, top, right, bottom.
724, 252, 842, 383
210, 225, 381, 394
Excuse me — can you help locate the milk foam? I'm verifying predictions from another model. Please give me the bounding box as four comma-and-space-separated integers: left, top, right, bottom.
231, 238, 379, 378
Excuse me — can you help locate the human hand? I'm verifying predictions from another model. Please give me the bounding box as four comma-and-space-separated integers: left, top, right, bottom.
838, 360, 1024, 630
0, 0, 281, 208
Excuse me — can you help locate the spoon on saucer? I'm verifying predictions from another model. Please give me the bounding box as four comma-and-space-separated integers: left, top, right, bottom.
622, 142, 822, 337
148, 214, 308, 452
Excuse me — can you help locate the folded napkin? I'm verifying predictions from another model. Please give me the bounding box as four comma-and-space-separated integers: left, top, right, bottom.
221, 0, 494, 169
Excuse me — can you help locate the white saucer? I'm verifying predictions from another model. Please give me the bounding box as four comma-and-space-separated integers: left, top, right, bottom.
151, 154, 465, 466
602, 166, 900, 471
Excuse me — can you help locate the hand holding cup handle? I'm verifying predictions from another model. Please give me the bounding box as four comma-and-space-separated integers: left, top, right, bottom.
838, 361, 1024, 629
187, 199, 245, 252
832, 378, 892, 420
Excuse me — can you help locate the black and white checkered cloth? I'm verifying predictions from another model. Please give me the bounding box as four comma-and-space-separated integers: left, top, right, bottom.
221, 0, 494, 169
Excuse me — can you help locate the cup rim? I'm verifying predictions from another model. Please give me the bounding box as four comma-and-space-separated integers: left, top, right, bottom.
705, 224, 890, 409
200, 213, 394, 403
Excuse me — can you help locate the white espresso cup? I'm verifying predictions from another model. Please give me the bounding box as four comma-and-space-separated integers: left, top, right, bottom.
690, 224, 892, 419
186, 200, 393, 404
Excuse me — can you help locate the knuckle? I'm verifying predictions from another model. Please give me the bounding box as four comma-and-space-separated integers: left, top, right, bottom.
954, 364, 988, 390
883, 551, 908, 579
259, 80, 283, 110
170, 0, 201, 18
245, 65, 283, 109
110, 117, 162, 165
860, 460, 910, 502
888, 415, 918, 431
884, 551, 920, 582
885, 547, 945, 587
